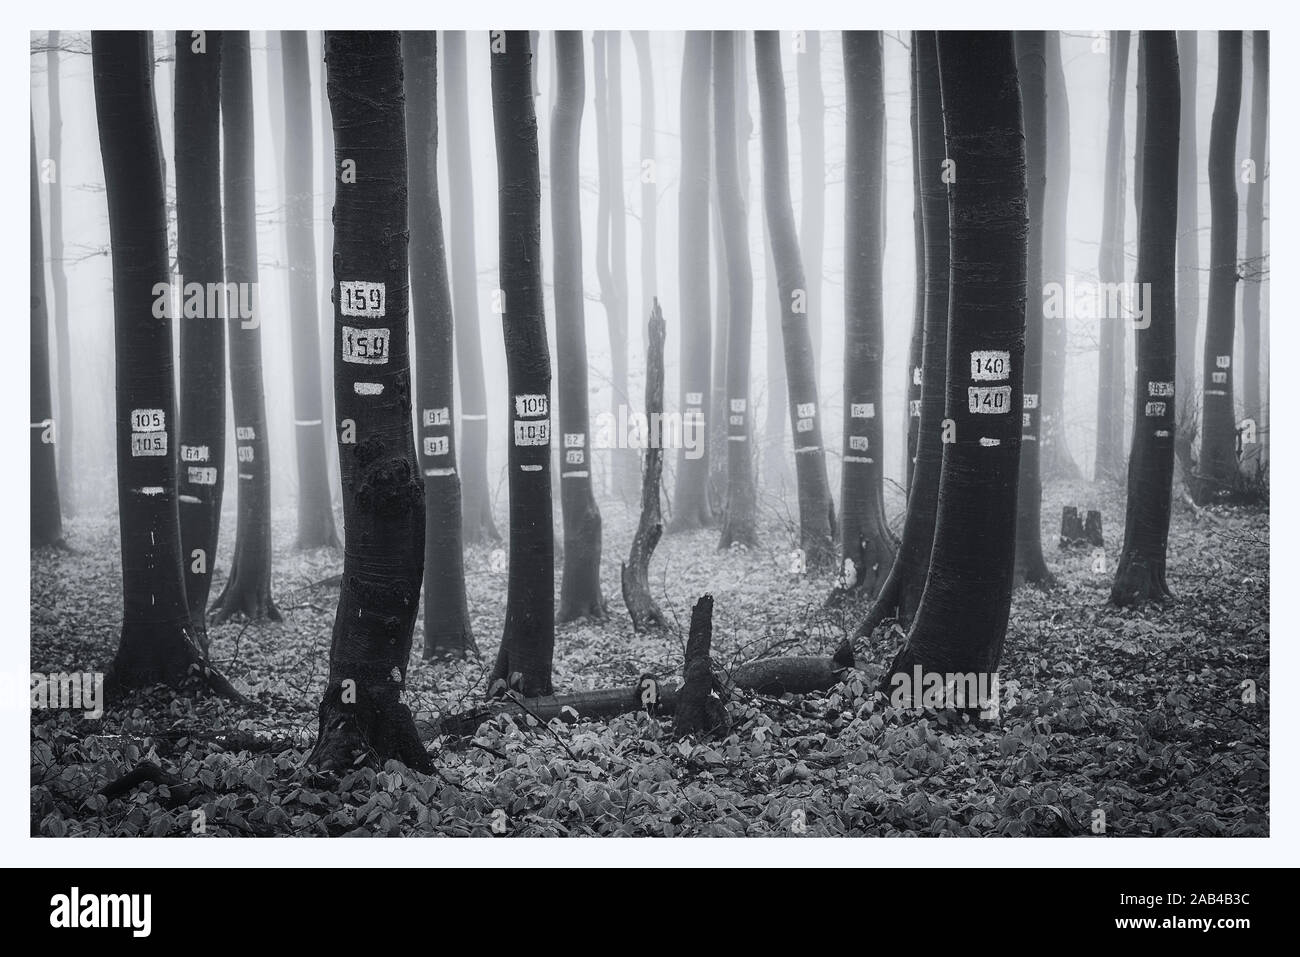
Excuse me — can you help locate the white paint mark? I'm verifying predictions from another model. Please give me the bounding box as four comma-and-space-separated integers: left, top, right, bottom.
423, 407, 450, 427
979, 437, 1001, 447
1206, 389, 1228, 397
130, 409, 165, 432
796, 418, 814, 433
685, 392, 703, 405
521, 464, 543, 472
238, 446, 254, 463
1215, 355, 1231, 369
796, 401, 816, 419
423, 436, 450, 457
131, 433, 168, 457
424, 467, 456, 477
730, 398, 747, 413
728, 435, 748, 442
339, 280, 386, 317
239, 472, 254, 480
133, 486, 165, 496
1023, 393, 1039, 409
850, 403, 875, 419
729, 414, 744, 426
1155, 429, 1171, 437
294, 419, 323, 427
514, 394, 548, 418
844, 455, 874, 464
1148, 381, 1174, 397
912, 366, 923, 386
849, 435, 869, 452
565, 450, 584, 464
968, 386, 1011, 414
562, 470, 590, 479
795, 445, 821, 454
235, 426, 255, 440
1212, 371, 1227, 384
354, 382, 384, 395
342, 326, 391, 364
188, 466, 217, 486
513, 420, 550, 446
1022, 413, 1031, 427
563, 432, 586, 448
970, 351, 1010, 381
461, 413, 487, 421
1145, 401, 1166, 417
909, 400, 922, 417
179, 494, 202, 504
180, 444, 209, 462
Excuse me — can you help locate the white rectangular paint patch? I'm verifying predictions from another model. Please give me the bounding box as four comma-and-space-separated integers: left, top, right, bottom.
849, 435, 869, 452
685, 392, 703, 406
131, 432, 167, 457
1216, 355, 1231, 369
563, 432, 586, 448
850, 403, 875, 419
424, 467, 456, 477
565, 450, 584, 465
730, 398, 747, 413
844, 455, 873, 464
909, 400, 922, 417
979, 437, 1001, 447
235, 426, 255, 441
513, 420, 550, 446
796, 418, 814, 433
1212, 371, 1227, 384
729, 414, 744, 426
237, 446, 254, 462
1148, 381, 1174, 397
339, 280, 386, 318
180, 445, 209, 462
968, 386, 1012, 414
514, 394, 548, 418
1145, 401, 1166, 417
354, 382, 384, 395
521, 464, 543, 471
912, 367, 923, 386
188, 466, 217, 485
970, 351, 1010, 381
130, 409, 165, 432
423, 436, 449, 457
1023, 393, 1039, 409
423, 408, 450, 427
562, 470, 590, 478
796, 402, 816, 419
342, 327, 390, 364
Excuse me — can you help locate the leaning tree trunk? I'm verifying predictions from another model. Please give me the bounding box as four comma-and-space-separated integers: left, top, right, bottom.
904, 39, 924, 495
551, 30, 606, 623
1174, 31, 1200, 431
211, 31, 280, 624
713, 31, 759, 550
1197, 31, 1243, 500
622, 301, 668, 630
668, 31, 714, 532
45, 33, 74, 514
883, 31, 1027, 691
1013, 32, 1052, 586
1041, 31, 1079, 479
798, 30, 825, 370
630, 31, 657, 317
443, 31, 500, 544
1111, 31, 1180, 607
754, 31, 834, 569
853, 30, 948, 638
92, 31, 235, 696
31, 118, 63, 548
404, 31, 477, 659
281, 31, 339, 550
490, 31, 556, 698
1241, 31, 1267, 465
174, 29, 226, 646
1095, 31, 1130, 483
308, 30, 430, 773
835, 31, 894, 595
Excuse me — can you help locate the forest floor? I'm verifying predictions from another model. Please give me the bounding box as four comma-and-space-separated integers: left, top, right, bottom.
31, 470, 1268, 837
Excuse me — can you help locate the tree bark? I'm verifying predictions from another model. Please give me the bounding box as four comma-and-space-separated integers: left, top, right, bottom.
308, 31, 430, 773
708, 186, 730, 515
905, 38, 924, 495
797, 31, 825, 370
404, 31, 477, 659
630, 31, 657, 317
1241, 31, 1267, 465
45, 33, 74, 515
317, 32, 342, 517
622, 300, 667, 630
762, 220, 791, 493
673, 595, 728, 737
1175, 31, 1200, 433
31, 118, 63, 548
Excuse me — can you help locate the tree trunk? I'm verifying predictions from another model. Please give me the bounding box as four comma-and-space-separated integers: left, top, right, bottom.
673, 595, 728, 737
708, 186, 730, 515
281, 31, 339, 551
308, 31, 430, 773
905, 38, 924, 495
853, 31, 948, 637
317, 32, 342, 517
443, 31, 500, 544
1175, 31, 1200, 435
713, 31, 759, 550
45, 33, 74, 515
622, 300, 667, 630
1111, 32, 1180, 607
211, 32, 280, 624
762, 221, 791, 493
668, 31, 714, 532
1040, 31, 1078, 479
1095, 31, 1130, 483
1013, 32, 1052, 586
490, 31, 556, 698
1196, 31, 1243, 500
404, 31, 477, 659
630, 31, 656, 316
883, 31, 1027, 691
31, 118, 63, 548
797, 31, 825, 371
551, 30, 607, 623
835, 31, 894, 595
1241, 31, 1267, 465
174, 30, 226, 646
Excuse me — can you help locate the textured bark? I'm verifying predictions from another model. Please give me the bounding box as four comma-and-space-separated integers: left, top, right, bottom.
884, 31, 1027, 689
211, 32, 280, 624
834, 31, 894, 595
1112, 32, 1179, 607
443, 31, 499, 544
489, 32, 556, 698
673, 595, 728, 737
762, 221, 791, 493
754, 32, 834, 569
1013, 32, 1052, 587
31, 119, 63, 548
45, 33, 74, 515
622, 301, 667, 630
551, 31, 607, 623
282, 31, 340, 550
1196, 32, 1243, 499
308, 31, 430, 773
905, 39, 924, 495
1241, 31, 1267, 463
630, 31, 657, 317
317, 32, 342, 515
708, 187, 730, 515
1175, 31, 1200, 425
668, 32, 715, 532
174, 30, 225, 645
797, 31, 825, 369
404, 31, 477, 659
713, 32, 759, 550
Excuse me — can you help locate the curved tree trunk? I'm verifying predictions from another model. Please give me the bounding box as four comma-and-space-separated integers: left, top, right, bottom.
404, 31, 477, 659
1241, 31, 1267, 467
31, 119, 63, 549
1112, 31, 1180, 607
797, 31, 825, 371
308, 30, 430, 773
622, 301, 668, 630
551, 30, 607, 623
45, 33, 74, 515
1174, 31, 1200, 437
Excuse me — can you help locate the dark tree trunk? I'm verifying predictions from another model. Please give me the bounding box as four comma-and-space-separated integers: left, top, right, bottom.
905, 38, 924, 495
551, 30, 606, 623
211, 32, 280, 624
281, 31, 340, 551
853, 31, 948, 637
668, 32, 714, 532
883, 31, 1027, 690
45, 33, 74, 515
31, 118, 63, 548
622, 301, 668, 630
762, 221, 791, 493
443, 31, 499, 544
1241, 31, 1267, 463
174, 30, 226, 646
308, 31, 430, 773
673, 595, 728, 737
1095, 31, 1130, 483
317, 32, 341, 515
754, 31, 834, 569
1013, 32, 1052, 586
1111, 32, 1180, 607
835, 31, 894, 594
1041, 31, 1078, 479
713, 31, 759, 550
1197, 31, 1243, 499
1174, 31, 1200, 431
490, 31, 556, 698
630, 31, 656, 315
797, 31, 825, 369
403, 31, 477, 659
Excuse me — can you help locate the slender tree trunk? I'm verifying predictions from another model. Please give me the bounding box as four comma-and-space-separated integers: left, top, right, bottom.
798, 31, 825, 370
404, 31, 477, 659
1013, 32, 1052, 586
630, 31, 656, 315
308, 31, 429, 773
490, 31, 556, 697
1241, 31, 1267, 463
883, 31, 1027, 690
1197, 31, 1243, 499
622, 301, 668, 630
174, 30, 226, 646
45, 33, 74, 515
905, 38, 924, 495
1175, 31, 1200, 452
1095, 31, 1130, 482
444, 31, 500, 544
551, 30, 607, 623
31, 118, 63, 548
708, 186, 730, 514
1041, 31, 1078, 479
669, 32, 714, 532
317, 31, 341, 517
1112, 32, 1180, 607
763, 217, 792, 494
713, 31, 758, 550
211, 32, 280, 624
